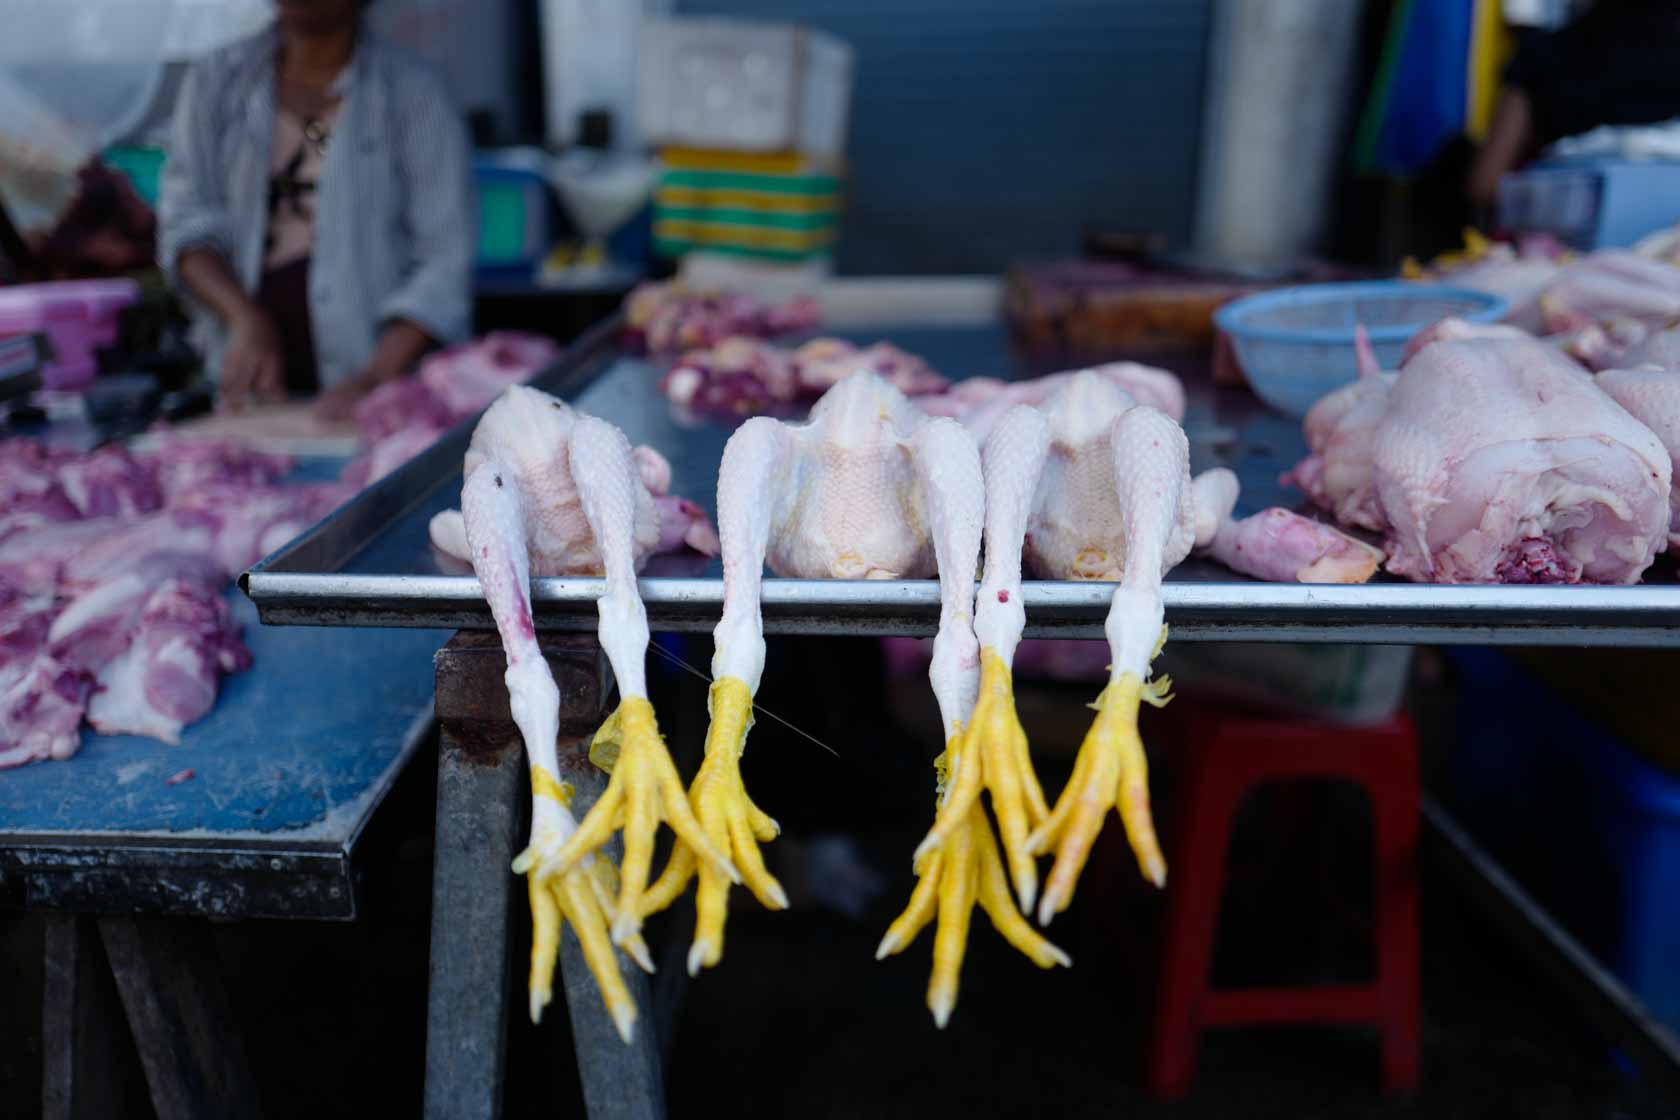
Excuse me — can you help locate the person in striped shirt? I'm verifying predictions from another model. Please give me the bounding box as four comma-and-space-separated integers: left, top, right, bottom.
159, 0, 474, 419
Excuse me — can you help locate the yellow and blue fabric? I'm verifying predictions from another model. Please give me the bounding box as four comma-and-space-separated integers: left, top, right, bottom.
1354, 0, 1512, 175
652, 149, 842, 263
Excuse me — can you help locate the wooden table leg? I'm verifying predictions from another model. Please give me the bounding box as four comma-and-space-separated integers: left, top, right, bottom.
97, 916, 263, 1120
42, 915, 139, 1120
426, 631, 664, 1120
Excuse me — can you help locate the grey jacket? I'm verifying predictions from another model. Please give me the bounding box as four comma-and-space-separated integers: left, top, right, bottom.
157, 25, 474, 390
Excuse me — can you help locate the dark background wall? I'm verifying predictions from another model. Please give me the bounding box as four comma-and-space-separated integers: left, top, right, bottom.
674, 0, 1214, 274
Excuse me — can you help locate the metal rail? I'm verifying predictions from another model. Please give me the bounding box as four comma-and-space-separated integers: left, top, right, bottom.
244, 571, 1680, 645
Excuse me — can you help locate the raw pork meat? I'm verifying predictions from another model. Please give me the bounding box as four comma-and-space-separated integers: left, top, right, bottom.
658, 336, 947, 416
623, 281, 819, 354
87, 581, 251, 743
0, 435, 340, 768
346, 332, 561, 483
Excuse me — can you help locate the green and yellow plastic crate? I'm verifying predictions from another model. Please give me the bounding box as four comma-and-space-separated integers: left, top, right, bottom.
653, 148, 842, 263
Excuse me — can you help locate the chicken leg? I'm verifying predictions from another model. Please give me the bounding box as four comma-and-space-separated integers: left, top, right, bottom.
645, 371, 1065, 1023
459, 387, 734, 1041
637, 415, 794, 975
911, 404, 1053, 913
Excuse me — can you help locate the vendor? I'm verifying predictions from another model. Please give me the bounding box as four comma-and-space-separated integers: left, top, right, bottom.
157, 0, 473, 418
1468, 0, 1680, 210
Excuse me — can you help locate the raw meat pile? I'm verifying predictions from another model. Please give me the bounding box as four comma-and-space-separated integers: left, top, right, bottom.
343, 331, 561, 487
0, 436, 346, 768
623, 281, 820, 355
658, 335, 948, 415
1287, 319, 1675, 584
1635, 223, 1680, 269
1406, 232, 1680, 370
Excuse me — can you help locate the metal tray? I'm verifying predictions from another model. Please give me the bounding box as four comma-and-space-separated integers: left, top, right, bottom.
243, 312, 1680, 647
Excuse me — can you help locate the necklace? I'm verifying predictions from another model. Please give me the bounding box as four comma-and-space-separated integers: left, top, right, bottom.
302, 117, 331, 156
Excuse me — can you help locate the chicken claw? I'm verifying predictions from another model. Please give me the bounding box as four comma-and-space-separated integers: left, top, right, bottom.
1028, 667, 1172, 926
518, 774, 654, 1040
527, 697, 739, 945
913, 648, 1049, 912
640, 677, 787, 975
880, 752, 1071, 1027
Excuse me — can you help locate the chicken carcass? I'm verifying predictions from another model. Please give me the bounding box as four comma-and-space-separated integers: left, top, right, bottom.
1538, 251, 1680, 337
910, 370, 1374, 935
1291, 320, 1671, 584
1596, 365, 1680, 549
656, 369, 1066, 1026
1402, 230, 1566, 331
918, 360, 1187, 441
1619, 324, 1680, 373
433, 384, 727, 1042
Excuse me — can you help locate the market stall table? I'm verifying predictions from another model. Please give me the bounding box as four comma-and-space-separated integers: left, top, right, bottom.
1, 451, 448, 1116
243, 308, 1680, 1118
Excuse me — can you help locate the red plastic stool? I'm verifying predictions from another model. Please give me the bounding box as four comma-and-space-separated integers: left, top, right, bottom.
1147, 710, 1420, 1097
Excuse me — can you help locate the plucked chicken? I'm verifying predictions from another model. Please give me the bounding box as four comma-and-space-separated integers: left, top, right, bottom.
912, 370, 1375, 937
1290, 320, 1671, 583
432, 385, 726, 1043
1596, 338, 1680, 550
657, 369, 1068, 1027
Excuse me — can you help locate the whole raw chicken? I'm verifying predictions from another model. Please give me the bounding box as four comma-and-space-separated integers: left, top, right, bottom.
1596, 331, 1680, 549
1291, 320, 1671, 584
912, 370, 1377, 941
655, 369, 1069, 1027
430, 384, 728, 1043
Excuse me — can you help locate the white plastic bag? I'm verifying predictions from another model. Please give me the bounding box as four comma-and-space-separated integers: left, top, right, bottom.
0, 67, 100, 232
0, 0, 267, 63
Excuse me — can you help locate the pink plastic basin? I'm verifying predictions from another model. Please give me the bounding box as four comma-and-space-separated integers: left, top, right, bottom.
0, 279, 139, 391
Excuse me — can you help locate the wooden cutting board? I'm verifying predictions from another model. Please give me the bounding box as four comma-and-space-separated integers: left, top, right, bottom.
145, 402, 361, 457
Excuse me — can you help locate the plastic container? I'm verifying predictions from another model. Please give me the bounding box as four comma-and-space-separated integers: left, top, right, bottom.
652, 149, 840, 263
103, 145, 165, 207
637, 17, 853, 160
1498, 159, 1680, 251
0, 279, 138, 391
1445, 648, 1680, 1036
1214, 281, 1508, 417
473, 160, 553, 276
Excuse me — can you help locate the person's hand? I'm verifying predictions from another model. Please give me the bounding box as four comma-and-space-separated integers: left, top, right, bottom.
311, 367, 382, 423
311, 320, 432, 423
219, 308, 283, 413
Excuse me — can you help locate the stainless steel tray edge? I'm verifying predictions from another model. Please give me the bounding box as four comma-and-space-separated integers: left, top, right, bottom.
246, 572, 1680, 646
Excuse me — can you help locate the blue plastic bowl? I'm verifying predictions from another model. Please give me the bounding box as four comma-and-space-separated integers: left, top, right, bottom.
1214, 281, 1509, 417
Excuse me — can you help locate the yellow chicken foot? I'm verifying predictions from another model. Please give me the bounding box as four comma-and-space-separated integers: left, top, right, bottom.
880, 750, 1070, 1028
521, 697, 739, 946
519, 774, 654, 1041
1028, 668, 1172, 926
639, 677, 787, 975
912, 648, 1049, 911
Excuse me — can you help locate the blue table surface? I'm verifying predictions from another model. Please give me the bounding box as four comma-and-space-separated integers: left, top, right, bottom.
0, 458, 450, 844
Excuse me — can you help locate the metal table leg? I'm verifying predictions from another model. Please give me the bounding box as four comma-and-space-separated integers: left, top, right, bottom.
42, 915, 135, 1120
426, 631, 664, 1120
43, 913, 264, 1119
558, 750, 666, 1120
